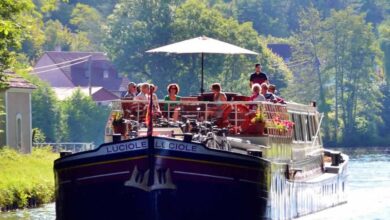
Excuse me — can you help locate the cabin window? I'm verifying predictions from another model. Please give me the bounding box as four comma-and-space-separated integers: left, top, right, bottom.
290, 113, 298, 141
306, 115, 312, 141
103, 70, 109, 79
16, 114, 22, 150
312, 115, 318, 140
292, 114, 303, 141
310, 115, 317, 140
299, 115, 307, 141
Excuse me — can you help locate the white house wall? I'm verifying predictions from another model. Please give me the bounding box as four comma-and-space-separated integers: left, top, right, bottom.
6, 89, 33, 153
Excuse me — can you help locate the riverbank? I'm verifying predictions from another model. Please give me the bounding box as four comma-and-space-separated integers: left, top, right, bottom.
0, 147, 58, 211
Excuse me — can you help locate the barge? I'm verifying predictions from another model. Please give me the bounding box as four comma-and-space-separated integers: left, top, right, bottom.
54, 94, 348, 220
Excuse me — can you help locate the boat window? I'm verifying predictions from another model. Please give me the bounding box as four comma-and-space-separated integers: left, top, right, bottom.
306, 115, 312, 141
310, 115, 316, 140
293, 114, 303, 141
299, 115, 306, 141
290, 113, 298, 141
312, 115, 318, 137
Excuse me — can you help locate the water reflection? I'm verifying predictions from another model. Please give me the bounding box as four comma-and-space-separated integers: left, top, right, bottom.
0, 203, 55, 220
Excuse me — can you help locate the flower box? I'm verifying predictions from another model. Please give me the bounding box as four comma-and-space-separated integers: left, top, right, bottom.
246, 122, 265, 135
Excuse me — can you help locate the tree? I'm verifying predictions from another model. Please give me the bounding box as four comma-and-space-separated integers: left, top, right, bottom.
105, 0, 290, 96
289, 6, 332, 140
321, 8, 383, 146
105, 0, 177, 94
0, 0, 36, 135
172, 0, 291, 95
61, 89, 109, 144
70, 3, 104, 50
379, 19, 390, 84
43, 19, 92, 51
0, 0, 34, 84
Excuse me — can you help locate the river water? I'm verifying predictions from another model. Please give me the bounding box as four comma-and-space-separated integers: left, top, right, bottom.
0, 147, 389, 220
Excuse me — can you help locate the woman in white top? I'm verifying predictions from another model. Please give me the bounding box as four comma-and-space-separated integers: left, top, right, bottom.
250, 83, 265, 102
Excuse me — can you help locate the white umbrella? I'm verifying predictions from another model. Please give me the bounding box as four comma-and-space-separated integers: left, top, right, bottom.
146, 36, 258, 93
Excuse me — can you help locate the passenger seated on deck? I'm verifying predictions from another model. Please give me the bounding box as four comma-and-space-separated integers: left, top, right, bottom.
267, 84, 286, 104
206, 83, 228, 120
123, 82, 137, 99
164, 83, 181, 121
260, 83, 268, 98
136, 83, 142, 95
250, 83, 265, 102
149, 84, 162, 117
134, 83, 149, 101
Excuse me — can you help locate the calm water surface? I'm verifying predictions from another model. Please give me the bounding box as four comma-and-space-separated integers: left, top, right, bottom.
0, 147, 389, 220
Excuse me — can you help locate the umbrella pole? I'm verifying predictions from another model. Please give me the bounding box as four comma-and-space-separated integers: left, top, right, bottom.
201, 53, 204, 94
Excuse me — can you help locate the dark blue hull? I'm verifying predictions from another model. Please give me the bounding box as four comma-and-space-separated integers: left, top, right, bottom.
54, 137, 269, 220
54, 137, 349, 219
57, 179, 266, 220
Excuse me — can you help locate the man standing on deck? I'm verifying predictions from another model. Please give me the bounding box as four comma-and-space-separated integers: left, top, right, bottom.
249, 63, 268, 88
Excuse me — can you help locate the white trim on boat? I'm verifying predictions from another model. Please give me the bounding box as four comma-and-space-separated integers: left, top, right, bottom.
239, 179, 260, 185
173, 170, 234, 180
59, 180, 72, 185
77, 171, 130, 181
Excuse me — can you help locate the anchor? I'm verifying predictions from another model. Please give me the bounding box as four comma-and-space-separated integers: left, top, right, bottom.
150, 168, 177, 190
124, 166, 150, 191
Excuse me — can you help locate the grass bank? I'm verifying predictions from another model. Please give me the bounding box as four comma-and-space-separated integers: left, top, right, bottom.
0, 147, 58, 211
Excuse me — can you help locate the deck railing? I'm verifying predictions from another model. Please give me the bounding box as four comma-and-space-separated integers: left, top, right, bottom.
109, 99, 291, 133
105, 99, 322, 160
33, 142, 95, 153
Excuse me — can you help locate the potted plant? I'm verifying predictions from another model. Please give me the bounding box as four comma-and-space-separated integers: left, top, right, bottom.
247, 106, 267, 134
111, 111, 125, 135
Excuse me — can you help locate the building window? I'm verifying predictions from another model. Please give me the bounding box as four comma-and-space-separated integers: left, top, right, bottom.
16, 114, 22, 150
103, 70, 109, 79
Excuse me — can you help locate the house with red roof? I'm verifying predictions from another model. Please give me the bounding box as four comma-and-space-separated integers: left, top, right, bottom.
33, 51, 129, 102
0, 71, 36, 153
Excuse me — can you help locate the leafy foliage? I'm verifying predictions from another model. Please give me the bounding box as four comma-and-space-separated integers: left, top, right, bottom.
61, 89, 110, 144
1, 0, 390, 147
291, 7, 384, 146
18, 72, 62, 142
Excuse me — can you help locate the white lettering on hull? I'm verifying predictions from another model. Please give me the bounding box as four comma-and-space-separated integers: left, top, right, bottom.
104, 140, 148, 154
154, 139, 200, 153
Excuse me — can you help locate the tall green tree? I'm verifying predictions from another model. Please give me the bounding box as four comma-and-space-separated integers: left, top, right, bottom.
289, 6, 332, 139
172, 0, 290, 95
70, 3, 104, 50
292, 6, 384, 146
105, 0, 290, 96
105, 0, 177, 94
0, 0, 35, 84
321, 8, 383, 145
379, 19, 390, 83
61, 89, 109, 144
43, 19, 92, 51
1, 0, 37, 135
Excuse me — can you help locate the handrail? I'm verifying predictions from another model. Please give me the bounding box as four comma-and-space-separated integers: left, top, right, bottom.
108, 99, 294, 137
